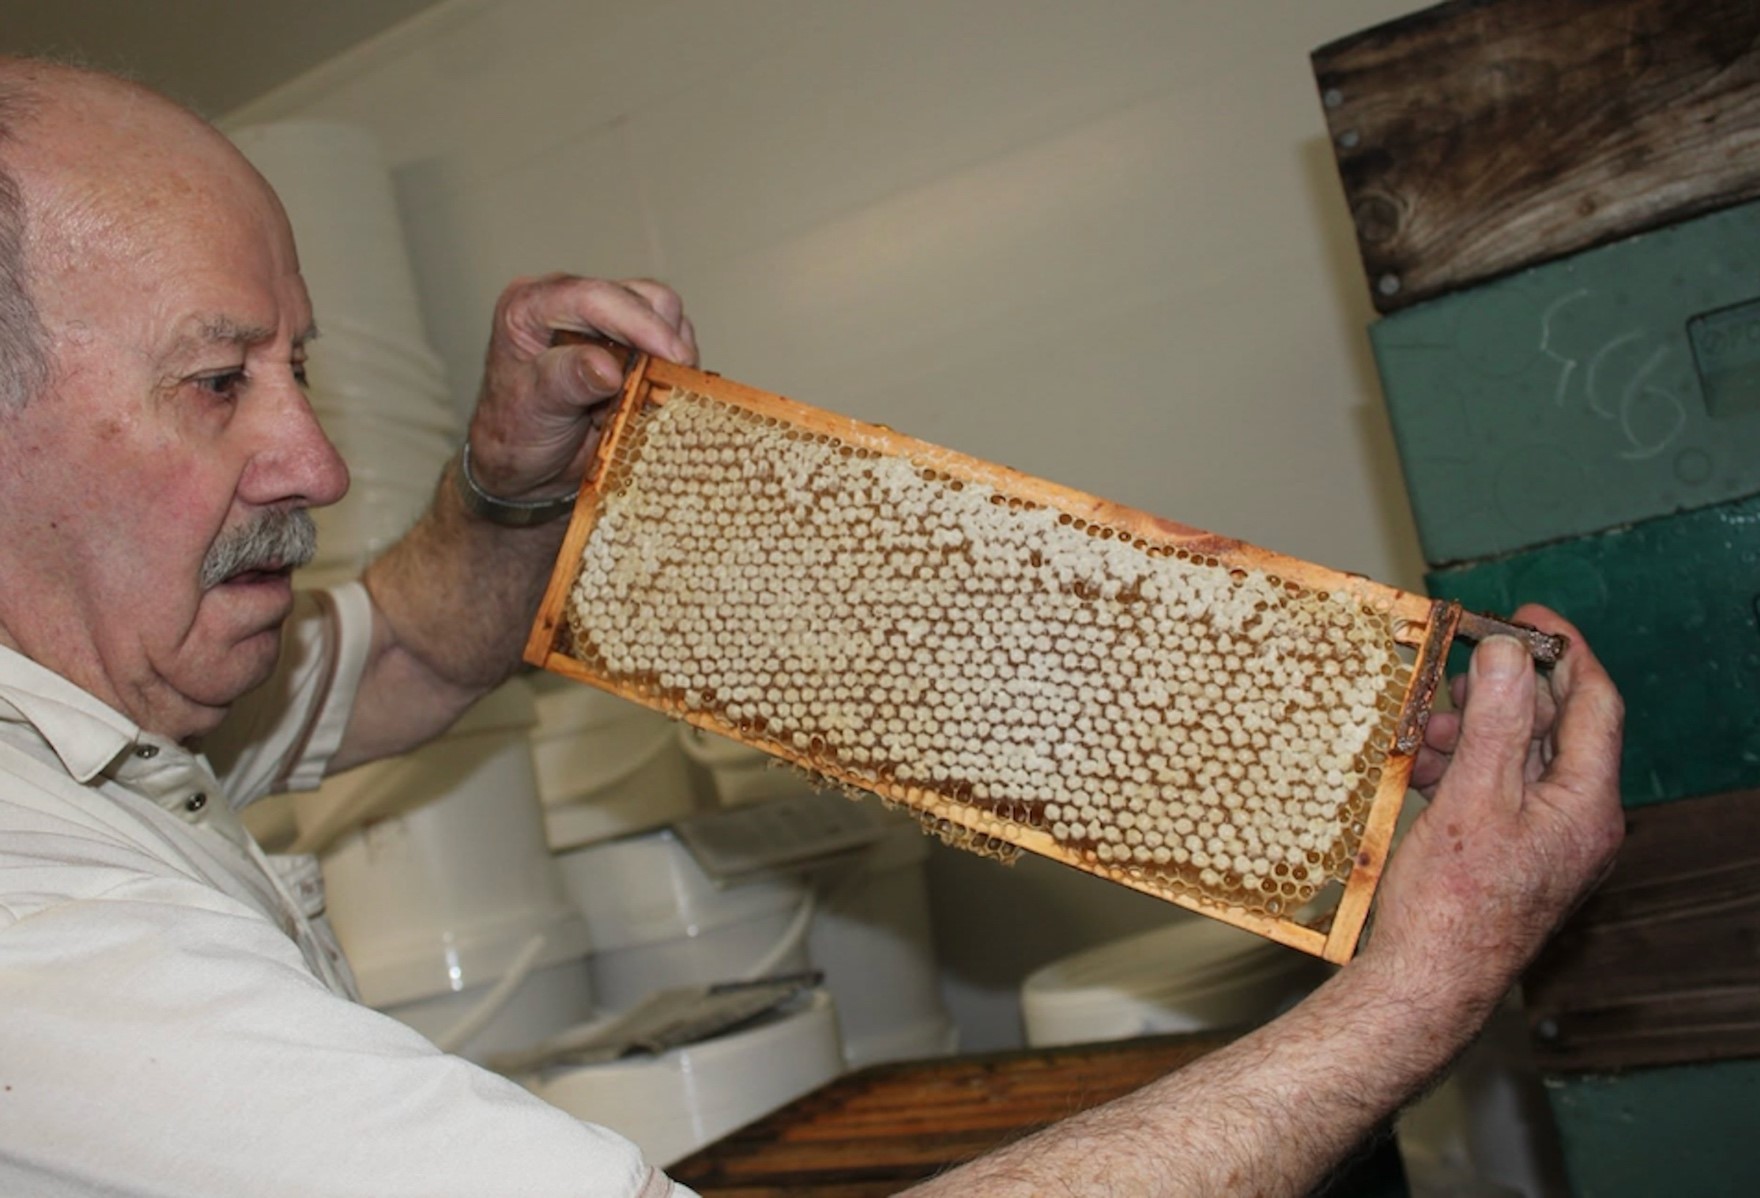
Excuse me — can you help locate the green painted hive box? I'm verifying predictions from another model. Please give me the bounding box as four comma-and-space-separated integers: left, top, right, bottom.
1547, 1060, 1760, 1198
1371, 200, 1760, 567
1428, 494, 1760, 807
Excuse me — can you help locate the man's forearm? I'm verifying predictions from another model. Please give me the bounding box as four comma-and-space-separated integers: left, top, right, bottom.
329, 277, 694, 772
908, 955, 1486, 1198
344, 459, 567, 764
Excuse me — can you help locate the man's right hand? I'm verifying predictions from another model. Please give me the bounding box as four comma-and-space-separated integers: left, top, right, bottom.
1358, 604, 1626, 1017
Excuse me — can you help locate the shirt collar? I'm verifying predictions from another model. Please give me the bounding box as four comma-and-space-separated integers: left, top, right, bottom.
0, 642, 160, 783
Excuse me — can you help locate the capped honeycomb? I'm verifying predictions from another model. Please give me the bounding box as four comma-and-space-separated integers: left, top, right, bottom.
558, 383, 1418, 933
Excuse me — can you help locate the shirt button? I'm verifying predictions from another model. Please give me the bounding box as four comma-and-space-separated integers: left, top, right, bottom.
184, 792, 208, 813
135, 745, 159, 760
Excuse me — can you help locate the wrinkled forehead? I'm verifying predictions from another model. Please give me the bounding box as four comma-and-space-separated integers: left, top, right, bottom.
9, 71, 296, 278
8, 91, 308, 359
34, 145, 292, 276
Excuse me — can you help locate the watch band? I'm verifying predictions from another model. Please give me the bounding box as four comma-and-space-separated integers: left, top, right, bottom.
451, 442, 580, 527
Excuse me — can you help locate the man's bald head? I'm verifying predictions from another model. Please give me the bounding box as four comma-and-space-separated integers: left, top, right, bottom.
0, 58, 269, 412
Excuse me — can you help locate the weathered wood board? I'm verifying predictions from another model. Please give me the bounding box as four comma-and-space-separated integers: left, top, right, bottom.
1524, 787, 1760, 1074
1313, 0, 1760, 312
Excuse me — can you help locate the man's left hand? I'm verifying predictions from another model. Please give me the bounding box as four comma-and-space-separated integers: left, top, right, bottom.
465, 274, 698, 502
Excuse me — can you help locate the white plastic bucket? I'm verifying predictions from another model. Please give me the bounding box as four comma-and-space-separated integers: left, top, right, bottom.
1019, 915, 1327, 1048
584, 906, 812, 1013
526, 990, 843, 1168
678, 726, 821, 808
230, 119, 454, 575
320, 314, 450, 380
370, 921, 595, 1064
309, 317, 452, 399
310, 374, 460, 439
312, 406, 457, 474
309, 478, 435, 572
304, 395, 451, 572
805, 820, 956, 1067
303, 682, 587, 1006
554, 830, 812, 1011
841, 1010, 959, 1066
229, 121, 433, 350
529, 674, 700, 851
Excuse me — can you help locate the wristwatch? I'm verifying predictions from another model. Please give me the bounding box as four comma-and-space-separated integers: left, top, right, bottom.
451, 442, 580, 527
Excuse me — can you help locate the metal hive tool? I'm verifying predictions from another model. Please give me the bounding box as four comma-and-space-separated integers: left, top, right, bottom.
525, 345, 1561, 963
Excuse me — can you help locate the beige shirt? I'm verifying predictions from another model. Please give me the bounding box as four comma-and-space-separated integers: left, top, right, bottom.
0, 584, 685, 1198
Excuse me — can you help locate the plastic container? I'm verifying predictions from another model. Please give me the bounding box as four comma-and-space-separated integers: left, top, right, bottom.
806, 820, 956, 1067
1020, 915, 1328, 1048
310, 406, 457, 475
525, 990, 843, 1168
309, 477, 438, 572
309, 316, 452, 399
529, 674, 700, 852
303, 682, 595, 1054
230, 119, 456, 575
310, 374, 459, 440
678, 726, 821, 808
304, 395, 453, 572
553, 829, 812, 1011
838, 1008, 959, 1066
1399, 998, 1569, 1198
229, 121, 433, 350
372, 922, 594, 1063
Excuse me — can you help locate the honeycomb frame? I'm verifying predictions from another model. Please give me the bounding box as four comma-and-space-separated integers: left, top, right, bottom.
527, 353, 1460, 963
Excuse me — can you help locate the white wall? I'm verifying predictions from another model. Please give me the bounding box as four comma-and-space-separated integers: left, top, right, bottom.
227, 0, 1428, 1051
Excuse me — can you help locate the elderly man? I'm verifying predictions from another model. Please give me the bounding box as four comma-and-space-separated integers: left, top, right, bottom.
0, 59, 1624, 1197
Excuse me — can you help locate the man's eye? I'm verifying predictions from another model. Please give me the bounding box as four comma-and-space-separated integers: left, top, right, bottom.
293, 362, 310, 388
196, 369, 246, 399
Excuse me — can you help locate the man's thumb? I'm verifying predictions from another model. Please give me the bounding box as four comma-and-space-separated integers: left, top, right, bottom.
1448, 636, 1536, 810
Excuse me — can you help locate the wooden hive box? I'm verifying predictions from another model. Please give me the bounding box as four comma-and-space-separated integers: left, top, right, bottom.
1522, 788, 1760, 1197
666, 1034, 1410, 1197
1429, 491, 1760, 806
1368, 199, 1760, 565
1313, 0, 1760, 312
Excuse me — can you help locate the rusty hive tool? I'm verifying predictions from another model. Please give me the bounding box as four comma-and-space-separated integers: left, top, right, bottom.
525, 341, 1561, 964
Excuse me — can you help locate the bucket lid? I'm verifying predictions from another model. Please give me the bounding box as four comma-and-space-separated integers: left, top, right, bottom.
351, 907, 592, 1008
554, 829, 808, 952
540, 780, 696, 854
522, 990, 842, 1168
1021, 916, 1304, 1008
677, 726, 768, 768
675, 793, 895, 881
530, 671, 670, 737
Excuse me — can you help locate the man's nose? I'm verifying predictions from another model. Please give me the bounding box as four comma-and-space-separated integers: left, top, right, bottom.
241, 376, 351, 510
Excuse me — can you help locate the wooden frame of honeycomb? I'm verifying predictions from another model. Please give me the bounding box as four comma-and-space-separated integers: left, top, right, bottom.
526, 352, 1513, 963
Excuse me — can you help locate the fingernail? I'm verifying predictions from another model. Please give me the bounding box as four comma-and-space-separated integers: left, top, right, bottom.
1475, 635, 1526, 681
588, 357, 622, 389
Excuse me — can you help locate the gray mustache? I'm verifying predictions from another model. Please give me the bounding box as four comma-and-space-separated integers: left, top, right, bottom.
200, 509, 318, 590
